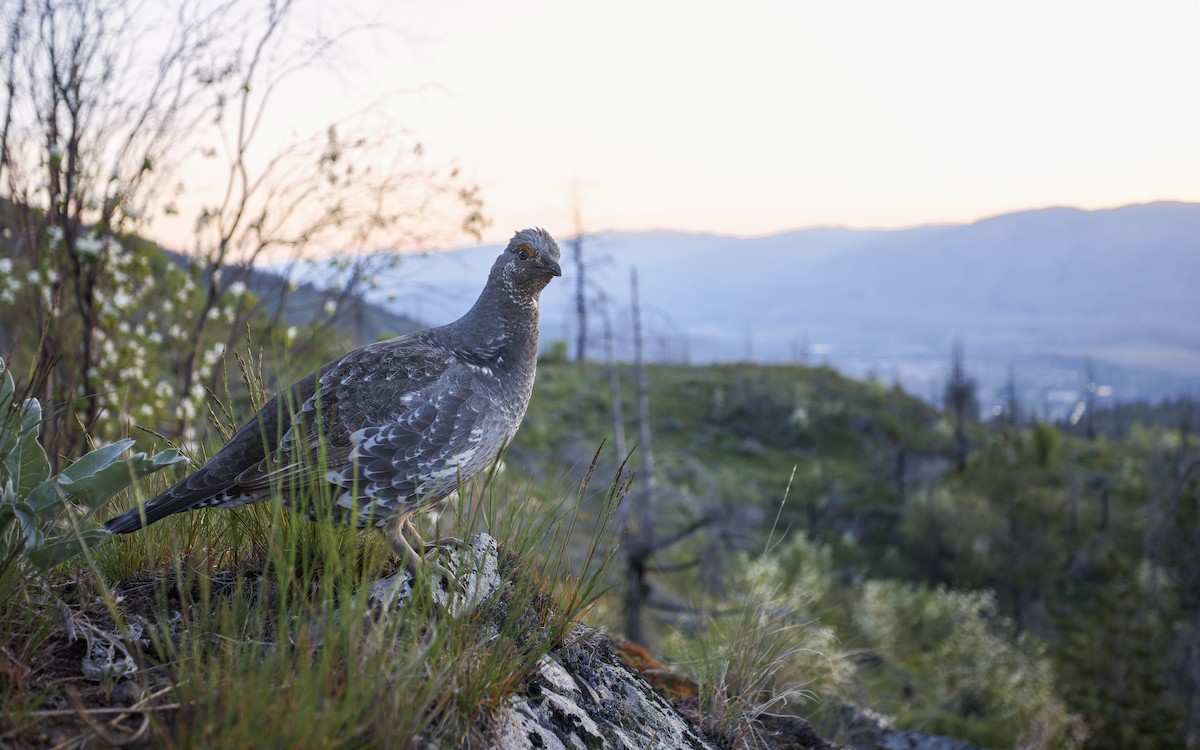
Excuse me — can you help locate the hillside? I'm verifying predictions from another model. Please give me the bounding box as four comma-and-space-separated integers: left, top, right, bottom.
507, 358, 1200, 750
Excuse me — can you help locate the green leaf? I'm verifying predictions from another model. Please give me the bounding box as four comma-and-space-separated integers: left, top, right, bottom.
53, 444, 186, 511
23, 481, 55, 512
27, 529, 111, 570
13, 501, 44, 550
0, 359, 18, 462
0, 480, 16, 536
4, 398, 50, 499
0, 357, 13, 415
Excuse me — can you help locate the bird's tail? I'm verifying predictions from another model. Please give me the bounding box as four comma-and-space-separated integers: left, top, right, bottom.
104, 485, 202, 534
104, 498, 165, 534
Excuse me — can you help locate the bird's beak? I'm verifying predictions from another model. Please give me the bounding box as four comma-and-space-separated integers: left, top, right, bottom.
543, 260, 562, 277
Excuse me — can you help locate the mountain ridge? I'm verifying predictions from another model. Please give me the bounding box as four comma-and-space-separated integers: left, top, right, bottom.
292, 201, 1200, 412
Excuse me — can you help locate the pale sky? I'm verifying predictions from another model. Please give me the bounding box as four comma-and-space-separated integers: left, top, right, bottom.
155, 0, 1200, 248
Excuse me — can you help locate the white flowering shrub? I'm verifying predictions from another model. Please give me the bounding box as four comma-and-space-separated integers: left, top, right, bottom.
0, 223, 251, 445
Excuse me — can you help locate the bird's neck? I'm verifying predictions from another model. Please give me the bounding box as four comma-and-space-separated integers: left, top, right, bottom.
452, 275, 540, 369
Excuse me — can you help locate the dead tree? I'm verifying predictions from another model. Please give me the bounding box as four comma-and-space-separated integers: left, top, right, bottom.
1084, 357, 1097, 441
624, 267, 656, 643
570, 200, 589, 362
601, 293, 626, 463
619, 268, 718, 644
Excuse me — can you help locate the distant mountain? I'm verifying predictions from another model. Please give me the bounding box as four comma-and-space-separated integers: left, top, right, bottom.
293, 202, 1200, 413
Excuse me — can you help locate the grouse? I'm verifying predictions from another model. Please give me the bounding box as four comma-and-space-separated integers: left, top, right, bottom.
104, 228, 562, 566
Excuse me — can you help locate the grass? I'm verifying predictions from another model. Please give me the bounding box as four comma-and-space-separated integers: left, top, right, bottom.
0, 346, 629, 749
662, 482, 852, 749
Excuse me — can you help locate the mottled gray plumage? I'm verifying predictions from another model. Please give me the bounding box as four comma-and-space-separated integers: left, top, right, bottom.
105, 228, 561, 547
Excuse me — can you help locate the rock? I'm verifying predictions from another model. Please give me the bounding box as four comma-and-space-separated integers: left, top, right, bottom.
367, 533, 505, 615
375, 533, 718, 749
838, 704, 983, 750
876, 734, 981, 750
402, 534, 853, 750
490, 629, 717, 750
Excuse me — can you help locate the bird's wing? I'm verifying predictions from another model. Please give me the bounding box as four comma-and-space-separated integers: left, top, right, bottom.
329, 363, 502, 524
230, 335, 491, 519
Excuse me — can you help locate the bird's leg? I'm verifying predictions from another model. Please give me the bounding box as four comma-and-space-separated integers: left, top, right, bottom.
389, 515, 426, 572
421, 494, 464, 554
400, 512, 463, 558
389, 516, 466, 591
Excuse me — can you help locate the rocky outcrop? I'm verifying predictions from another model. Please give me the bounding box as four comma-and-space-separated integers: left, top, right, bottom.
374, 534, 840, 750
491, 631, 715, 750
374, 535, 717, 749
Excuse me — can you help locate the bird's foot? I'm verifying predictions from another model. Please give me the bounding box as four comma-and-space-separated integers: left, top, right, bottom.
423, 536, 472, 593
423, 535, 466, 555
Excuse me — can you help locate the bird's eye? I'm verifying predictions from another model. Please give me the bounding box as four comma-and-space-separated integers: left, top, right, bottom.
516, 244, 532, 260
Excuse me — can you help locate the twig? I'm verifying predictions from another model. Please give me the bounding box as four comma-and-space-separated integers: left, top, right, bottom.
46, 731, 90, 750
29, 702, 181, 718
67, 687, 147, 747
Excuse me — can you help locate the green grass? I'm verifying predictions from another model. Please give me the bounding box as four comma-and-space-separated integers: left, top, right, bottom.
0, 429, 627, 748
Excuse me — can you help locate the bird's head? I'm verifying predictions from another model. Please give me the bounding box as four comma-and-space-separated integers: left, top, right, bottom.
495, 227, 562, 297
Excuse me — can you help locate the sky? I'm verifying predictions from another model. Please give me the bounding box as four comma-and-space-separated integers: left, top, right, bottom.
154, 0, 1200, 248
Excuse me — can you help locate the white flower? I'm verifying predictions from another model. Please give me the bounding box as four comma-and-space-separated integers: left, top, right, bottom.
228, 281, 246, 297
286, 326, 298, 343
203, 342, 226, 366
0, 258, 12, 274
75, 235, 104, 258
323, 299, 337, 315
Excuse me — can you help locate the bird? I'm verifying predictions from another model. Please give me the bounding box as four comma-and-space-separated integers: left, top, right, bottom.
104, 228, 562, 568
